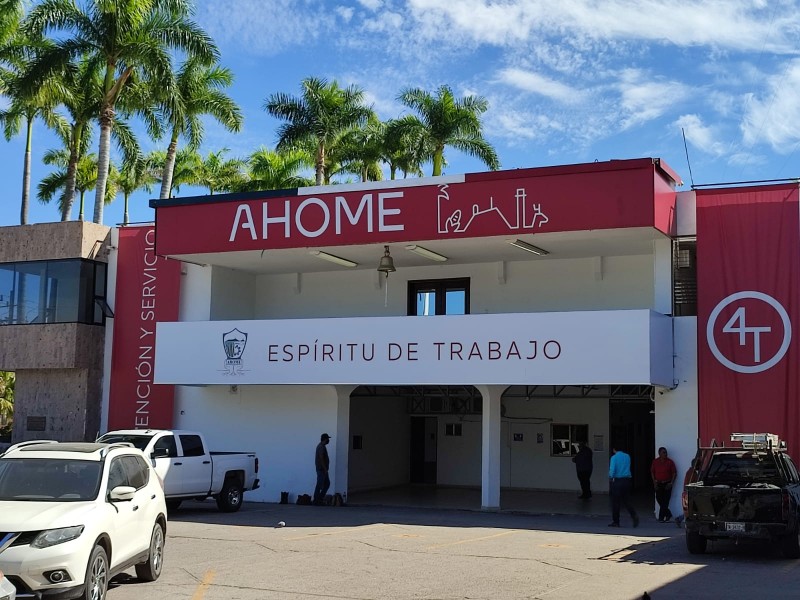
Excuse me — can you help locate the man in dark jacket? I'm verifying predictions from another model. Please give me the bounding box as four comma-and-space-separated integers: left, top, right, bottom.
313, 433, 331, 505
572, 440, 593, 499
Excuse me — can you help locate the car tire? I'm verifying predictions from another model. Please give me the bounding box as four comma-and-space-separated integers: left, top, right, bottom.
135, 522, 166, 581
781, 527, 800, 559
166, 499, 182, 511
82, 545, 109, 600
216, 478, 244, 512
686, 531, 707, 554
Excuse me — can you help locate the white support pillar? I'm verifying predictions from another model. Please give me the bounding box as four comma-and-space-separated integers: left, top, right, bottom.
477, 385, 505, 510
334, 385, 355, 499
653, 237, 672, 315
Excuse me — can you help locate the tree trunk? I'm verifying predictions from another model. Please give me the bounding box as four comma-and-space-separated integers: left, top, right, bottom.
123, 192, 130, 225
20, 116, 33, 225
432, 146, 444, 177
93, 104, 114, 224
390, 165, 397, 180
61, 123, 83, 221
159, 131, 179, 199
78, 190, 85, 221
315, 143, 325, 185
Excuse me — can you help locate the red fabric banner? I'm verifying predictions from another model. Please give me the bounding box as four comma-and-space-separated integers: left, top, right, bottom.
108, 226, 181, 430
696, 184, 800, 457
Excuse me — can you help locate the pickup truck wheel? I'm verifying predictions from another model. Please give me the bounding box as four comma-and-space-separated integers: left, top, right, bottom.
216, 479, 244, 512
781, 528, 800, 559
135, 522, 165, 582
166, 499, 182, 511
686, 531, 707, 554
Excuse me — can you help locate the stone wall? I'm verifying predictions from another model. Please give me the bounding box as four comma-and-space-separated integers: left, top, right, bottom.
0, 220, 111, 263
12, 368, 102, 442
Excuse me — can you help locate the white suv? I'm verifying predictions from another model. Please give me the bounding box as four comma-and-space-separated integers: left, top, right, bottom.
0, 441, 167, 600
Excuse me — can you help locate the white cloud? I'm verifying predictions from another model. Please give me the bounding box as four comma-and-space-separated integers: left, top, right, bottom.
356, 0, 383, 9
336, 6, 355, 21
617, 69, 690, 129
742, 59, 800, 151
196, 0, 342, 55
497, 68, 585, 104
405, 0, 800, 53
674, 114, 726, 157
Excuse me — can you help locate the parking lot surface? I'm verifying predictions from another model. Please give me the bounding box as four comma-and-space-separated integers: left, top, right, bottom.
104, 501, 800, 599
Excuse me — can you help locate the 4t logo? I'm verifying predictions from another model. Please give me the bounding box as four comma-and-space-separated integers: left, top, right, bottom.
706, 291, 792, 374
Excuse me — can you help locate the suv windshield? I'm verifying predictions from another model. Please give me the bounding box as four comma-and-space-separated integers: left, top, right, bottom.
96, 433, 153, 451
703, 453, 783, 486
0, 459, 103, 501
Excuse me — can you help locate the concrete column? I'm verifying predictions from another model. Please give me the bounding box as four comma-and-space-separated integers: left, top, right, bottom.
334, 385, 356, 499
653, 237, 672, 315
476, 385, 505, 510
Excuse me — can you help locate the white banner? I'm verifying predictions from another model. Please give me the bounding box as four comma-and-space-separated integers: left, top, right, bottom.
154, 310, 673, 386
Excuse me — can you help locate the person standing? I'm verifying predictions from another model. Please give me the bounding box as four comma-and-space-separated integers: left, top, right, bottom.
313, 433, 331, 506
572, 440, 593, 499
651, 446, 677, 522
609, 444, 639, 528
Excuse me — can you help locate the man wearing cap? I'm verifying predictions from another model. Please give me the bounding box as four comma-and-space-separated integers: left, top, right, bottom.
313, 433, 331, 505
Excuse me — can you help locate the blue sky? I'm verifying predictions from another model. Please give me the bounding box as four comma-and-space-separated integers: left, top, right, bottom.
3, 0, 800, 227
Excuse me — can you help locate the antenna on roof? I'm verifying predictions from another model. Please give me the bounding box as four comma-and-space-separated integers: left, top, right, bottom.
681, 127, 696, 188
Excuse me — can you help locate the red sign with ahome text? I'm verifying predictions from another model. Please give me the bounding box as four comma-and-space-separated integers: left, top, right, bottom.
152, 159, 676, 256
696, 184, 800, 458
108, 226, 181, 430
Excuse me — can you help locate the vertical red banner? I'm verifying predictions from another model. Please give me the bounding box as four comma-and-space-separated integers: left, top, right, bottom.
697, 184, 800, 457
108, 226, 181, 430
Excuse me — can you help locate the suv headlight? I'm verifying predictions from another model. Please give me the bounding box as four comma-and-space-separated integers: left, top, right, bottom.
31, 525, 85, 548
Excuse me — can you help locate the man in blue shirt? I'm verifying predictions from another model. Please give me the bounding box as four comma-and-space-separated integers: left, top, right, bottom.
609, 444, 639, 527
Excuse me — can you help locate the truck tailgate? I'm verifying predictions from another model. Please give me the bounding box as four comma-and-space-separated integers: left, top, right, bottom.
689, 485, 783, 522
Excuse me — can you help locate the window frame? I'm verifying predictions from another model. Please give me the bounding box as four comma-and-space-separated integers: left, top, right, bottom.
550, 423, 589, 457
407, 277, 470, 316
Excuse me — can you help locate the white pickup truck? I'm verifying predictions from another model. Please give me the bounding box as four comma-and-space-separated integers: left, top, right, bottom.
97, 429, 260, 512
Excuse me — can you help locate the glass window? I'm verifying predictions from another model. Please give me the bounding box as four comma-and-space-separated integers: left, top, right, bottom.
122, 456, 149, 489
107, 459, 128, 490
179, 435, 205, 457
551, 424, 589, 457
408, 278, 470, 316
0, 259, 108, 326
153, 435, 178, 458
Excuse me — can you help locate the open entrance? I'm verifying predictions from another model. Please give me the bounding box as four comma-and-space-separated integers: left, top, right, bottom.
410, 416, 437, 484
609, 387, 656, 492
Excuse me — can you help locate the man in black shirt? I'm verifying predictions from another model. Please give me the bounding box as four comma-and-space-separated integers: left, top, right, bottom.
313, 433, 331, 505
572, 440, 593, 499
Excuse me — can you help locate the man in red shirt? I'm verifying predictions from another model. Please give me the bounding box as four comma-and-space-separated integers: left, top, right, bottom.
651, 446, 677, 522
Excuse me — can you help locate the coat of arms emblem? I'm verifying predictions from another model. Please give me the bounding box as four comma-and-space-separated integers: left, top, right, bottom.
222, 328, 248, 375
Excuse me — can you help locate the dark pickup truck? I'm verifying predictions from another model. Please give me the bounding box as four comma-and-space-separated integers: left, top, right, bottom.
684, 436, 800, 558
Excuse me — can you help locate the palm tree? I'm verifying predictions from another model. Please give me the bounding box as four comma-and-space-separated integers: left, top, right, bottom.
264, 77, 373, 186
157, 58, 242, 199
397, 85, 499, 176
191, 149, 245, 195
148, 146, 200, 196
0, 33, 66, 224
117, 157, 156, 224
24, 0, 218, 224
236, 147, 314, 192
384, 116, 427, 180
337, 114, 385, 182
38, 149, 116, 221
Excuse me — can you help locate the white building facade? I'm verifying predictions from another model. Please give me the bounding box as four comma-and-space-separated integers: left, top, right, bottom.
101, 158, 705, 515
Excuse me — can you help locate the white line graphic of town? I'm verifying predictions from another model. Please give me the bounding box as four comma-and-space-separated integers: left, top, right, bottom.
437, 184, 549, 234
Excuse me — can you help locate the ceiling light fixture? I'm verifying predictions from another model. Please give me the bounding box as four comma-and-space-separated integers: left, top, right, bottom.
310, 250, 358, 268
405, 244, 448, 262
508, 239, 549, 256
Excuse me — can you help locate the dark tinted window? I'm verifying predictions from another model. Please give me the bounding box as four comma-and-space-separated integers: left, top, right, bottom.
153, 435, 178, 458
704, 453, 782, 485
408, 278, 469, 316
97, 433, 154, 451
107, 458, 128, 490
122, 456, 149, 489
0, 459, 102, 501
180, 435, 205, 457
0, 259, 108, 325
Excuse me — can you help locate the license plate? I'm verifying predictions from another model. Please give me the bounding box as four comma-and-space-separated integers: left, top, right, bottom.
725, 522, 746, 532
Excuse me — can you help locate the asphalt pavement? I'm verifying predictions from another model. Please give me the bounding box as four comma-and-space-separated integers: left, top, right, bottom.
104, 500, 800, 600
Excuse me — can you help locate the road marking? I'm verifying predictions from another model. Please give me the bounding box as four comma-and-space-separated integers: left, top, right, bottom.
426, 530, 519, 550
284, 523, 389, 541
192, 570, 216, 600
